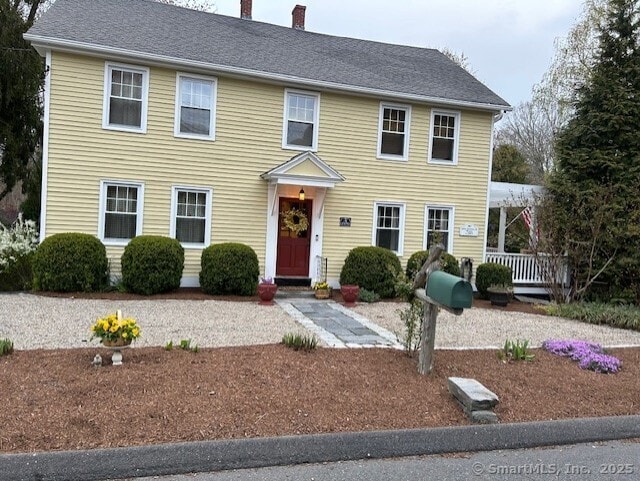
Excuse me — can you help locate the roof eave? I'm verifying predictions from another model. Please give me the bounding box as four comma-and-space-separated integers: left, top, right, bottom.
25, 34, 512, 112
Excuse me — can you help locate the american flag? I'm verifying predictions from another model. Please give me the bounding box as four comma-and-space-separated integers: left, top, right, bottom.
521, 206, 533, 231
521, 206, 537, 247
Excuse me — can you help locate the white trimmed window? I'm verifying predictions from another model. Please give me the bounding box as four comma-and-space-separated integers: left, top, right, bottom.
103, 63, 149, 132
377, 103, 410, 160
424, 205, 454, 252
174, 74, 217, 140
372, 202, 405, 255
170, 186, 212, 247
282, 89, 320, 151
99, 181, 144, 243
429, 110, 460, 164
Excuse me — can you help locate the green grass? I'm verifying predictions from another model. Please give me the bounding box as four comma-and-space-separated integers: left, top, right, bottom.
543, 302, 640, 331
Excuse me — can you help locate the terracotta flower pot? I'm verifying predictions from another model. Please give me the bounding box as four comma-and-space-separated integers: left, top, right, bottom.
257, 283, 278, 305
340, 285, 359, 307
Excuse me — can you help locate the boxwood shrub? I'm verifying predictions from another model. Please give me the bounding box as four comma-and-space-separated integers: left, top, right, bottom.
405, 250, 461, 281
121, 236, 184, 295
0, 252, 34, 291
475, 262, 513, 299
200, 243, 259, 296
339, 246, 402, 298
33, 233, 108, 292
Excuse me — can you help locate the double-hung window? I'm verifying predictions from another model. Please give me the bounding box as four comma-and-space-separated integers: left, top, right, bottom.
283, 89, 320, 151
175, 74, 217, 139
103, 63, 149, 132
429, 110, 460, 164
99, 181, 144, 243
373, 202, 405, 255
425, 206, 454, 252
378, 103, 410, 160
171, 186, 212, 247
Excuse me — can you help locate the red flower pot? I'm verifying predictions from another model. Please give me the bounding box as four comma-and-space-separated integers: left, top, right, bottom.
340, 285, 359, 307
257, 283, 278, 305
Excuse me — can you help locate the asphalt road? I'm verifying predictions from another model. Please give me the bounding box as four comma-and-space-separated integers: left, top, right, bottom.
119, 440, 640, 481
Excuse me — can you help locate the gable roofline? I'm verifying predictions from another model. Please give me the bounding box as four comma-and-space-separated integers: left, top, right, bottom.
25, 34, 511, 112
261, 151, 345, 186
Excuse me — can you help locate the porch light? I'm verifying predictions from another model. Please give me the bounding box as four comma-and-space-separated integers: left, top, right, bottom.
299, 188, 305, 201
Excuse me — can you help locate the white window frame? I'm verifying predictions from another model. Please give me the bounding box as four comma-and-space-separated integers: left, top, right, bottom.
98, 180, 145, 246
174, 73, 217, 140
102, 62, 150, 133
371, 201, 406, 256
282, 88, 320, 152
377, 102, 411, 161
423, 204, 455, 253
428, 109, 461, 165
170, 185, 213, 248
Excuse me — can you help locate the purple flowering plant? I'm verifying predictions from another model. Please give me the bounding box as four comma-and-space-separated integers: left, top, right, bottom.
541, 339, 622, 374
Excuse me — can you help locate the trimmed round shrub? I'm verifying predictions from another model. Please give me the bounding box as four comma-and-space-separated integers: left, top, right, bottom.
199, 243, 259, 296
33, 233, 108, 292
339, 246, 402, 298
405, 250, 461, 281
121, 236, 184, 295
475, 262, 513, 299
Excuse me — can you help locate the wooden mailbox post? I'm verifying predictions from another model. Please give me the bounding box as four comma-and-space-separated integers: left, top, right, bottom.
412, 244, 473, 375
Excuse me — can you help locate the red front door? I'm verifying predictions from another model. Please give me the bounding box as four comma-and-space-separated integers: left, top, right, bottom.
276, 198, 312, 277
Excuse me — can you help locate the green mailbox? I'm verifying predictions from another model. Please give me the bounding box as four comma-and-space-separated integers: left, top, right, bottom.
426, 271, 473, 309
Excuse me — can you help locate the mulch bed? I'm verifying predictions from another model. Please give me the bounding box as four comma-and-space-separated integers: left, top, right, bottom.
1, 344, 637, 454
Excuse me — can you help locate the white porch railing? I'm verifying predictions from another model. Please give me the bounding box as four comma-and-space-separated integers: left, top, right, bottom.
485, 252, 568, 286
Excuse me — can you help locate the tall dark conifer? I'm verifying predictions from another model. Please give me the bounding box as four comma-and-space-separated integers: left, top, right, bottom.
0, 0, 45, 208
548, 0, 640, 301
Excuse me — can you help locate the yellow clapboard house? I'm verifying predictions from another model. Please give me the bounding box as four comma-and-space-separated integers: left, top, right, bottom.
25, 0, 510, 287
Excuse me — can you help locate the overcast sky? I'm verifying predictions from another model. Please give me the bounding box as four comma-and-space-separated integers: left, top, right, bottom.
213, 0, 584, 107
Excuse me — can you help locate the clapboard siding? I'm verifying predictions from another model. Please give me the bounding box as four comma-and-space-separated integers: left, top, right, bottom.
45, 51, 493, 283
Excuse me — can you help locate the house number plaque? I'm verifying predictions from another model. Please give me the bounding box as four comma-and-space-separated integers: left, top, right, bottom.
459, 224, 479, 237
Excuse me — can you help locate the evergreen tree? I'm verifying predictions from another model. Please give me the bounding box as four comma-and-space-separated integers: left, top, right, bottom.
0, 0, 45, 211
548, 0, 640, 302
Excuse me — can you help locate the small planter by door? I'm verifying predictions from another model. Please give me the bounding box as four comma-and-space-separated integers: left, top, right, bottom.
340, 285, 359, 307
257, 283, 278, 305
315, 288, 331, 299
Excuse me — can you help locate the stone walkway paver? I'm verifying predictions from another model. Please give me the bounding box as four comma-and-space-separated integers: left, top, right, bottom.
277, 300, 402, 349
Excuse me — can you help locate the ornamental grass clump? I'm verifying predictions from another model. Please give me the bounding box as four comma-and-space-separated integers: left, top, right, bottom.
542, 339, 621, 374
90, 310, 141, 345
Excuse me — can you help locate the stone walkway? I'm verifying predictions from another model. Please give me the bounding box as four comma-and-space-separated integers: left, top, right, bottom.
277, 299, 402, 349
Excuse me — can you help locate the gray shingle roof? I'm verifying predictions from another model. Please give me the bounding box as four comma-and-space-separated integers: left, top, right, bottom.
26, 0, 510, 109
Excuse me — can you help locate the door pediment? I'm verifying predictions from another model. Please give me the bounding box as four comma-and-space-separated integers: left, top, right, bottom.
260, 151, 345, 188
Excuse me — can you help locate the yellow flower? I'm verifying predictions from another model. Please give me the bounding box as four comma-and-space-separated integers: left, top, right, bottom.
132, 328, 139, 337
122, 332, 128, 338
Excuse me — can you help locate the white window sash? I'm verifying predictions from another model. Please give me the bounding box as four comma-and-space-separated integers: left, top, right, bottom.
170, 185, 213, 248
423, 204, 455, 253
102, 62, 149, 133
282, 89, 320, 152
371, 201, 406, 256
174, 73, 217, 140
98, 180, 145, 246
428, 109, 460, 165
377, 103, 411, 161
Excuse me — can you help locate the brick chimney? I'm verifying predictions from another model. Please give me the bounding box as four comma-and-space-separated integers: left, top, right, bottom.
292, 5, 306, 30
240, 0, 252, 20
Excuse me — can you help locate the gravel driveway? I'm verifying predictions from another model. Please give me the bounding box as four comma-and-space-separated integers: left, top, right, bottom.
352, 303, 640, 349
1, 293, 639, 350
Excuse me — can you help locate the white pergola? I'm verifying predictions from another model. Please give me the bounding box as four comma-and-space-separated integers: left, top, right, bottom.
489, 181, 543, 253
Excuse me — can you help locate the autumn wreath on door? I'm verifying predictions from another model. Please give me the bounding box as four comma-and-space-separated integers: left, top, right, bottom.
281, 207, 309, 235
